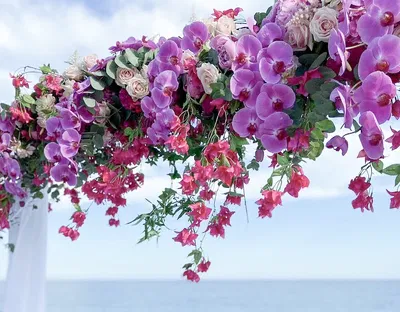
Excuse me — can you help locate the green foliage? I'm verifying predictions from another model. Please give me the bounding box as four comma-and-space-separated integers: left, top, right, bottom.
106, 60, 118, 79
382, 164, 400, 176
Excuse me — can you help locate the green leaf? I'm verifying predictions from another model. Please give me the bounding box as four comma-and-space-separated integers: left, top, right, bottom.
316, 119, 335, 133
230, 135, 248, 152
114, 55, 130, 69
395, 175, 400, 186
353, 120, 361, 131
353, 64, 360, 81
89, 76, 106, 91
83, 97, 96, 108
311, 128, 324, 140
319, 66, 336, 79
254, 12, 267, 26
277, 154, 289, 166
182, 263, 193, 270
188, 250, 202, 265
93, 134, 103, 148
298, 54, 319, 67
125, 49, 139, 67
33, 191, 44, 199
40, 64, 52, 74
310, 52, 327, 70
22, 94, 35, 105
106, 60, 118, 79
372, 161, 384, 173
305, 78, 325, 95
210, 82, 225, 99
383, 164, 400, 176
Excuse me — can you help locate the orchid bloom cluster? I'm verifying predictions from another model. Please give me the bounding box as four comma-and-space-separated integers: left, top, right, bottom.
1, 0, 400, 282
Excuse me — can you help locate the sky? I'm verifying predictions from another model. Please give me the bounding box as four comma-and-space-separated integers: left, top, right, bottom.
1, 0, 400, 281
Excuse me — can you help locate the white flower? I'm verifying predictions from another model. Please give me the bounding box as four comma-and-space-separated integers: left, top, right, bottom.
196, 63, 220, 94
115, 67, 139, 87
103, 130, 113, 147
126, 75, 150, 101
310, 7, 338, 42
83, 54, 98, 70
10, 140, 35, 159
182, 49, 198, 71
64, 64, 83, 81
36, 94, 56, 128
216, 16, 236, 35
62, 79, 75, 97
203, 17, 217, 36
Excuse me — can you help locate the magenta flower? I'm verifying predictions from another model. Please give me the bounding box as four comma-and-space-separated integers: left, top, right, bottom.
151, 70, 179, 108
328, 29, 347, 76
256, 22, 283, 48
181, 21, 209, 53
258, 41, 293, 84
156, 40, 183, 76
109, 37, 143, 53
326, 136, 349, 156
58, 129, 81, 159
357, 0, 400, 43
46, 117, 63, 140
210, 35, 236, 69
232, 108, 262, 137
44, 142, 63, 163
230, 69, 263, 108
50, 164, 77, 186
354, 71, 396, 124
60, 109, 81, 130
359, 111, 384, 160
257, 112, 293, 153
232, 35, 262, 71
358, 35, 400, 81
77, 105, 95, 124
255, 83, 295, 120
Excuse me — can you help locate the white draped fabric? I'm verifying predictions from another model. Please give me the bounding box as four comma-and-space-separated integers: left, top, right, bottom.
3, 191, 48, 312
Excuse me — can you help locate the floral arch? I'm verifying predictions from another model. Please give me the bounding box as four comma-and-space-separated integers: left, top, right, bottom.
1, 0, 400, 289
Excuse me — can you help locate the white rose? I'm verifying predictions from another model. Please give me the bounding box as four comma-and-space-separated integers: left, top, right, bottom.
310, 7, 338, 42
83, 54, 98, 70
64, 64, 83, 81
203, 17, 217, 36
216, 16, 236, 35
126, 76, 149, 101
196, 63, 220, 94
62, 79, 75, 97
116, 67, 139, 86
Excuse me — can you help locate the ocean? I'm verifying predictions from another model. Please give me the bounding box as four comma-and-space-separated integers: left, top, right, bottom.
0, 280, 400, 311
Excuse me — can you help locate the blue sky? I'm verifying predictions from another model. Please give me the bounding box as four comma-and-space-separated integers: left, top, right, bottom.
1, 0, 400, 281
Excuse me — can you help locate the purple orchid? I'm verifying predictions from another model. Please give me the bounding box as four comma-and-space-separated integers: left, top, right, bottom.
326, 136, 349, 156
232, 108, 262, 138
168, 37, 182, 48
328, 29, 348, 76
46, 117, 63, 140
256, 23, 284, 48
232, 35, 262, 71
255, 83, 295, 120
0, 116, 15, 134
358, 35, 400, 81
257, 112, 293, 153
0, 133, 11, 152
354, 71, 396, 124
156, 108, 178, 129
230, 69, 263, 108
330, 84, 358, 129
44, 142, 63, 163
181, 21, 209, 53
359, 111, 384, 160
258, 41, 293, 84
147, 121, 170, 145
89, 56, 114, 72
147, 59, 161, 88
210, 35, 236, 69
77, 105, 95, 124
58, 129, 81, 159
50, 164, 77, 186
141, 96, 160, 119
109, 37, 143, 53
156, 40, 183, 76
5, 180, 26, 199
151, 70, 179, 108
357, 0, 400, 44
60, 109, 81, 130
